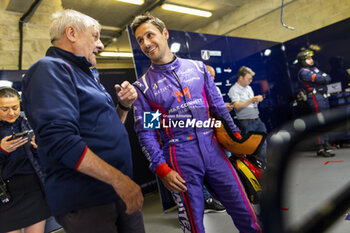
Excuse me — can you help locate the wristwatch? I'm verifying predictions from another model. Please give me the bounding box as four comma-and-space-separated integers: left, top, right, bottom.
118, 103, 131, 111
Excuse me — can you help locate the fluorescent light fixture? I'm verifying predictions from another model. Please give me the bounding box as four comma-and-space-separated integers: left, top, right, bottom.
170, 42, 181, 53
161, 4, 212, 18
117, 0, 144, 5
99, 52, 133, 58
0, 80, 13, 87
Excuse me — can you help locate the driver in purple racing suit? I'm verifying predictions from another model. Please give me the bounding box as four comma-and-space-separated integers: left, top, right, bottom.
130, 13, 262, 233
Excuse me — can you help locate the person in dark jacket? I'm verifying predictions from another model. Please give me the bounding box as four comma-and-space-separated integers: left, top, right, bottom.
0, 87, 50, 233
297, 50, 336, 157
22, 9, 144, 233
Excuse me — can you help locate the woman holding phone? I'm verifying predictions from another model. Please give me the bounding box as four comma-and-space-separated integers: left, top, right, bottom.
0, 87, 50, 233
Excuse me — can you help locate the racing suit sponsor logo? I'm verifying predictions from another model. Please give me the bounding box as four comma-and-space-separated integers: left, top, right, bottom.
134, 80, 143, 88
157, 77, 167, 84
153, 83, 158, 89
174, 87, 191, 103
169, 138, 179, 143
182, 77, 200, 83
168, 98, 202, 114
203, 129, 213, 135
154, 84, 172, 96
172, 192, 191, 233
178, 68, 195, 76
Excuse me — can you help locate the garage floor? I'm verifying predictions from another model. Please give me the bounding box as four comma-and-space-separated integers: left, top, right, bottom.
142, 147, 350, 233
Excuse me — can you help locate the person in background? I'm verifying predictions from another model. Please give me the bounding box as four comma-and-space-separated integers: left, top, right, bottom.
296, 50, 335, 157
131, 13, 262, 233
228, 66, 268, 162
22, 10, 144, 233
0, 87, 50, 233
206, 65, 234, 113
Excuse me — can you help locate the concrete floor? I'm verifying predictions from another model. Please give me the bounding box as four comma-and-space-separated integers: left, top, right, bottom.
48, 147, 350, 233
142, 147, 350, 233
284, 147, 350, 233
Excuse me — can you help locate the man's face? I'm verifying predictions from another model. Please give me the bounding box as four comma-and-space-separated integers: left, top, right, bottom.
240, 73, 253, 87
74, 25, 104, 66
0, 97, 20, 123
135, 22, 170, 64
305, 57, 314, 66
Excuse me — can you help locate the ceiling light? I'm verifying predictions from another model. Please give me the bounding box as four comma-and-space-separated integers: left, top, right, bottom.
264, 49, 271, 56
0, 80, 13, 87
99, 52, 133, 58
170, 42, 181, 53
161, 4, 212, 18
116, 0, 144, 5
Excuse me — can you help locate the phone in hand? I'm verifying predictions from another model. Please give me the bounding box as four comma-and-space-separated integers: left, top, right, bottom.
10, 130, 33, 140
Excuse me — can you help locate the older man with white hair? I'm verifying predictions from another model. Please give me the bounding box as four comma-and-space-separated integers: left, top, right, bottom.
22, 9, 145, 233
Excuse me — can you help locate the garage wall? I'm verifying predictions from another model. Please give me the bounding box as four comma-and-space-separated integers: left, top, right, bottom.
198, 0, 350, 42
0, 0, 62, 70
1, 0, 349, 70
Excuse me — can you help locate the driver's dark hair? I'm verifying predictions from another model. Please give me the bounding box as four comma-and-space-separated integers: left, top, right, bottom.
130, 12, 166, 35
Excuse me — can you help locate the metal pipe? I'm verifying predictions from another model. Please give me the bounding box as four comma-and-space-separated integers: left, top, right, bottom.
18, 0, 42, 70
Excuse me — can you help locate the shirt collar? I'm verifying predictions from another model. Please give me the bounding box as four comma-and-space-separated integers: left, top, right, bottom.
235, 82, 248, 89
46, 46, 93, 70
149, 55, 180, 73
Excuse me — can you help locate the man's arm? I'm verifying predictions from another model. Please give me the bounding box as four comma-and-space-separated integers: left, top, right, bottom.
76, 148, 143, 214
233, 95, 263, 110
115, 81, 137, 123
132, 84, 186, 193
299, 69, 331, 84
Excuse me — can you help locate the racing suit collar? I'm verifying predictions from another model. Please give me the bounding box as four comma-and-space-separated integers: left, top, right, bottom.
149, 55, 180, 73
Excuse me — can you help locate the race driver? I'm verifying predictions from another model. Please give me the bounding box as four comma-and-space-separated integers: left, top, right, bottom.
130, 13, 262, 233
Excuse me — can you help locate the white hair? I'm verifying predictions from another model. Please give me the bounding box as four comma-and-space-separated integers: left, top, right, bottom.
50, 9, 101, 44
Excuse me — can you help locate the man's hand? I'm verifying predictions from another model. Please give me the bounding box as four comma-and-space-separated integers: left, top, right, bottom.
113, 173, 144, 215
115, 81, 138, 108
30, 135, 38, 149
162, 170, 187, 193
0, 136, 28, 153
225, 102, 234, 112
253, 95, 264, 103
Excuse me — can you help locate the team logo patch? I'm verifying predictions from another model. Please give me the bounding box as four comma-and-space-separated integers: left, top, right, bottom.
174, 87, 192, 103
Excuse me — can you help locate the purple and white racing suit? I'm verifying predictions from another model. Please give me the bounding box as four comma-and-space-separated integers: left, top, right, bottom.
133, 57, 262, 233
